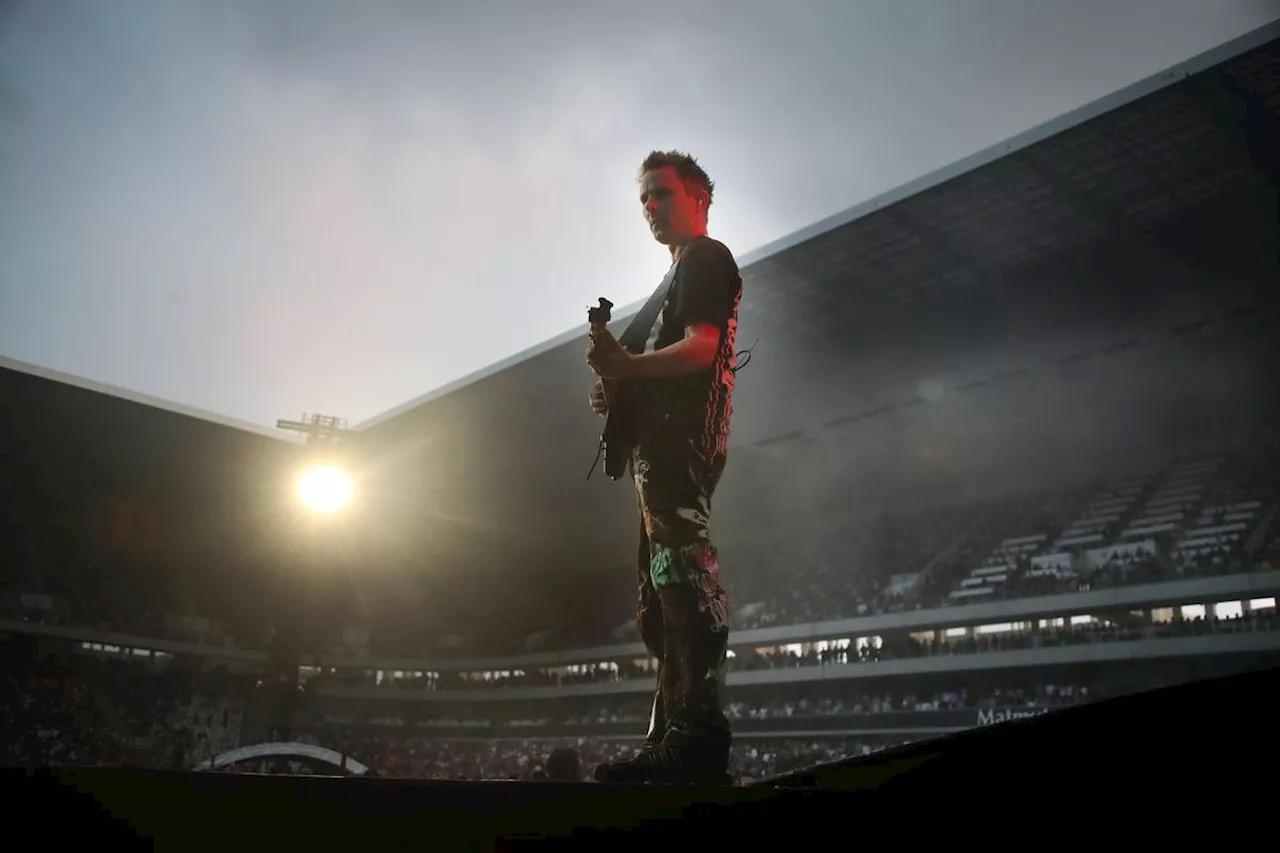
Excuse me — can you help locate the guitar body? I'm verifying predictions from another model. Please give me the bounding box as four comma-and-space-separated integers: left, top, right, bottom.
589, 298, 637, 481
599, 376, 636, 480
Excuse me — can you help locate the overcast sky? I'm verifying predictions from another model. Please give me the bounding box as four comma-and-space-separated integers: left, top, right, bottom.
1, 0, 1276, 429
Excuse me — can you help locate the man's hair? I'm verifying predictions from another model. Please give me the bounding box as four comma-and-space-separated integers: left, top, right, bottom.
639, 150, 715, 208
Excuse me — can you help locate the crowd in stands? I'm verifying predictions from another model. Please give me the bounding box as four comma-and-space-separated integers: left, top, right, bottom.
0, 647, 249, 771
291, 732, 904, 783
3, 603, 1135, 780
306, 604, 1277, 693
576, 683, 1087, 725
2, 661, 890, 781
741, 456, 1277, 626
307, 683, 1091, 731
0, 609, 1265, 781
0, 637, 1054, 781
726, 506, 975, 627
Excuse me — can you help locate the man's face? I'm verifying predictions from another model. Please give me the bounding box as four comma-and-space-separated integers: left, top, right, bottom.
640, 166, 703, 246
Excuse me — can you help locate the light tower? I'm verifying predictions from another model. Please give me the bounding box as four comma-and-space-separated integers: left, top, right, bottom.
264, 413, 359, 740
276, 413, 351, 447
276, 414, 355, 514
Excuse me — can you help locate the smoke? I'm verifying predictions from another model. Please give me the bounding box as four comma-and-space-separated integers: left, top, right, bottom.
718, 253, 1280, 536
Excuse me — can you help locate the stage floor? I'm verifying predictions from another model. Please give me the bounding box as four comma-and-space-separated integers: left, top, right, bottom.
17, 767, 861, 847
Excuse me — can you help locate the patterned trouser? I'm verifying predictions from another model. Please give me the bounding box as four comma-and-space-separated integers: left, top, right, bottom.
632, 433, 731, 745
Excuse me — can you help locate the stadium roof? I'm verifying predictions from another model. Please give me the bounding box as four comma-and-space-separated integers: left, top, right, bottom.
3, 20, 1278, 617
0, 354, 293, 444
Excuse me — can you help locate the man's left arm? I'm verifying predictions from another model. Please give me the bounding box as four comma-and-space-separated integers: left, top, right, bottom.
624, 244, 737, 380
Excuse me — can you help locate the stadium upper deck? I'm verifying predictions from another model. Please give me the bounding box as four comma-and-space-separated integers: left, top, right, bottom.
2, 22, 1278, 611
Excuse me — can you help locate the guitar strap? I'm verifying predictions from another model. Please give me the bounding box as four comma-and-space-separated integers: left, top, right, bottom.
616, 239, 699, 354
585, 244, 691, 481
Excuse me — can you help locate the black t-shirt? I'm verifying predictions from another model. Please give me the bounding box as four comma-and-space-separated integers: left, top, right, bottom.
634, 236, 741, 455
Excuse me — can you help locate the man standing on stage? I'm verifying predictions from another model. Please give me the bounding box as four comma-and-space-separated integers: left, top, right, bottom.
586, 150, 742, 784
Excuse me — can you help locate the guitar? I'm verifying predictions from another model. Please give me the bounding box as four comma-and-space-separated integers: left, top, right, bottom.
587, 297, 635, 481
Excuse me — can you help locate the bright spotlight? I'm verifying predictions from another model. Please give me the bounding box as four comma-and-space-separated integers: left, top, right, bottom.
297, 466, 353, 513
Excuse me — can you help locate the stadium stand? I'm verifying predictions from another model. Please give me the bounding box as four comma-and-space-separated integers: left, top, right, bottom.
4, 19, 1280, 846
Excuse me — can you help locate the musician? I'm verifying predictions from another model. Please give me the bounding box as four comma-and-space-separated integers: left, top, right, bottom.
586, 150, 741, 784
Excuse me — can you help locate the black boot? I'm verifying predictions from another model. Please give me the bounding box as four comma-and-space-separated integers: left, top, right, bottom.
593, 739, 662, 783
595, 729, 732, 786
595, 684, 668, 783
647, 727, 733, 786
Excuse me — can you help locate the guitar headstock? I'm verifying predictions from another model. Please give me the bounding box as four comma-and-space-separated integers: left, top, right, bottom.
587, 297, 614, 329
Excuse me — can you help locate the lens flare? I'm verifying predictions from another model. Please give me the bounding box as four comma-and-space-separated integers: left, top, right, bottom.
296, 466, 353, 513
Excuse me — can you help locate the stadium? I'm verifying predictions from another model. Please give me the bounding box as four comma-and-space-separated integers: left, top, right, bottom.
4, 18, 1280, 844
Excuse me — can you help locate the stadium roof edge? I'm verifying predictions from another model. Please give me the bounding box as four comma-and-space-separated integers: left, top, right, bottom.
731, 18, 1280, 270
0, 355, 297, 443
350, 293, 653, 431
352, 17, 1280, 434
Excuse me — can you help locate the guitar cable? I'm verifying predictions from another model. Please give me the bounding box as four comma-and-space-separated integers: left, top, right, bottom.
587, 438, 607, 481
733, 338, 759, 373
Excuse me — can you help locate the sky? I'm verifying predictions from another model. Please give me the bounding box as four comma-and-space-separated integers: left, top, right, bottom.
1, 0, 1277, 430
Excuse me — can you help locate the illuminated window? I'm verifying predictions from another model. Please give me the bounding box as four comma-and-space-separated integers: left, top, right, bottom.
1214, 601, 1243, 619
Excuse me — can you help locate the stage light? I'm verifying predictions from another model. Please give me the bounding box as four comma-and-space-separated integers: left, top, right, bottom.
297, 465, 353, 513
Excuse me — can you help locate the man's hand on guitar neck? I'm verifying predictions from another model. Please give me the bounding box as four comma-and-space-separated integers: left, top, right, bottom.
586, 327, 634, 379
